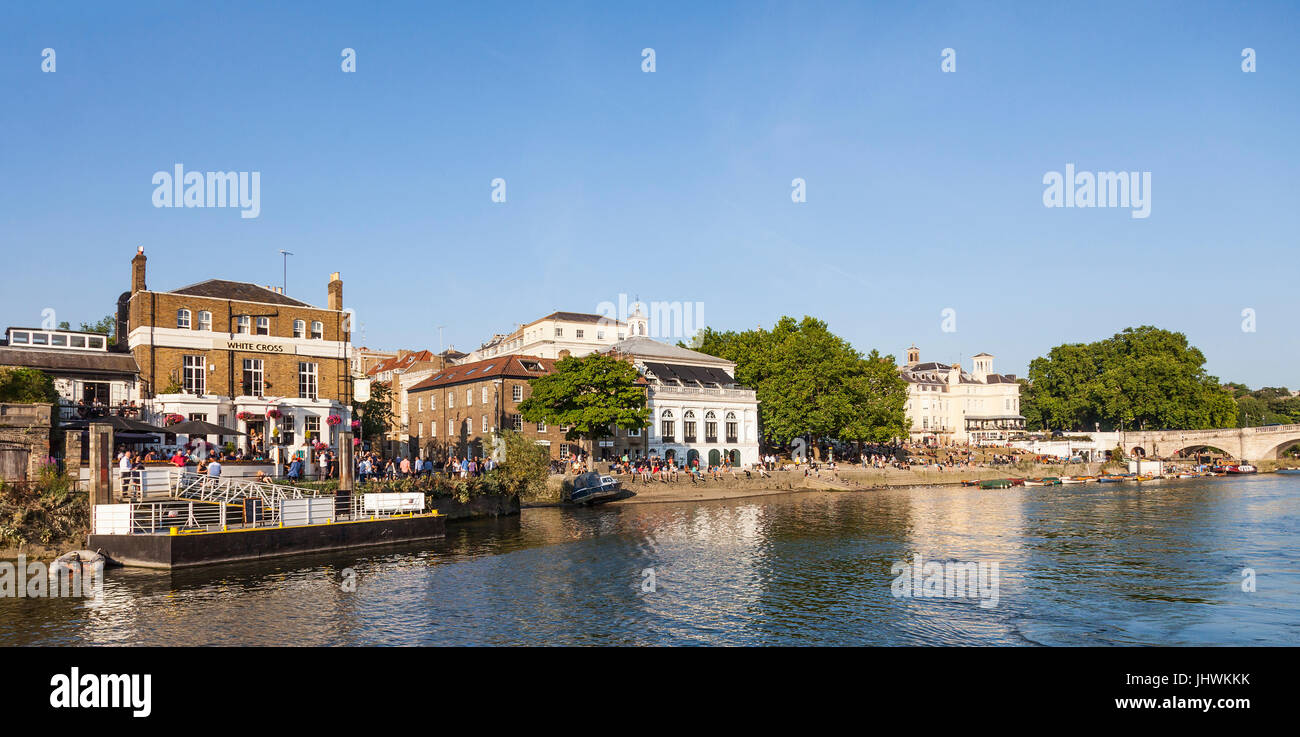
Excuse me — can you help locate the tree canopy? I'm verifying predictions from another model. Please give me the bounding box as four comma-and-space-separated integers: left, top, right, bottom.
1022, 326, 1237, 431
690, 316, 909, 447
517, 353, 650, 451
0, 367, 59, 404
351, 381, 395, 443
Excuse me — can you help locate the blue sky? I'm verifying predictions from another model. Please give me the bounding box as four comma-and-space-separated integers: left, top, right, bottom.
2, 1, 1297, 386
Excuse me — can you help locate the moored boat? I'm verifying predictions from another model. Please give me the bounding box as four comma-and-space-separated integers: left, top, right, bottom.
569, 472, 622, 505
1097, 475, 1125, 483
1225, 464, 1257, 475
979, 478, 1013, 489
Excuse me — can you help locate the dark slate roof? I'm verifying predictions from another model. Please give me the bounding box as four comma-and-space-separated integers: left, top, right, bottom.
0, 347, 140, 375
527, 311, 621, 326
168, 279, 315, 308
643, 361, 737, 387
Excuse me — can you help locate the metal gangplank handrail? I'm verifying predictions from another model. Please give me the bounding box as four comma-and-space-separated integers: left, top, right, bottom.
169, 470, 328, 508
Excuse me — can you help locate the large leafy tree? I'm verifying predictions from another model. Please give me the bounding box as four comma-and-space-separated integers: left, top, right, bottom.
351, 381, 395, 444
1024, 326, 1237, 431
57, 315, 117, 346
517, 353, 649, 457
691, 316, 909, 451
0, 367, 58, 404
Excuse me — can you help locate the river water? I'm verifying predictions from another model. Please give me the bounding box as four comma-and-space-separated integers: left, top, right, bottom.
2, 475, 1297, 646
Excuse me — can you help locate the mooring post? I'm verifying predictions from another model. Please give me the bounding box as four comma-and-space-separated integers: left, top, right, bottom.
338, 430, 354, 492
88, 424, 113, 506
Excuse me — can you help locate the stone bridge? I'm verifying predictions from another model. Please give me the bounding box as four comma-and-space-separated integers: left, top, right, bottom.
1122, 424, 1300, 461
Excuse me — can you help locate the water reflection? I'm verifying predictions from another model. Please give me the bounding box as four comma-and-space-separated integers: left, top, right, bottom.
1, 476, 1296, 645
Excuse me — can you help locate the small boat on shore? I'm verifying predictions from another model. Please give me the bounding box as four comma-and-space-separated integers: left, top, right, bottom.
979, 478, 1014, 489
1024, 477, 1062, 487
51, 549, 108, 574
569, 472, 622, 505
1061, 476, 1093, 484
1225, 464, 1257, 475
1097, 475, 1125, 483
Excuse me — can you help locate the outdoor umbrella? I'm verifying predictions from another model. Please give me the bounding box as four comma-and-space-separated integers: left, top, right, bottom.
86, 415, 171, 434
166, 420, 246, 436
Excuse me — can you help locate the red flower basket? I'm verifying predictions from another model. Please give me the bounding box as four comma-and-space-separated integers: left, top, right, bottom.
326, 415, 343, 426
164, 413, 186, 426
266, 408, 283, 420
236, 411, 255, 421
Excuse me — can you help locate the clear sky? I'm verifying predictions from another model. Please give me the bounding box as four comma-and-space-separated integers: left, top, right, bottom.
2, 1, 1297, 386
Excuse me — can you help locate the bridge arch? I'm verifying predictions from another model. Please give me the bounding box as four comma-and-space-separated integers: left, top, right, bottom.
1263, 436, 1300, 460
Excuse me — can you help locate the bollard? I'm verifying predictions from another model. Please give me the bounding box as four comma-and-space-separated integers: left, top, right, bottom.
169, 526, 177, 536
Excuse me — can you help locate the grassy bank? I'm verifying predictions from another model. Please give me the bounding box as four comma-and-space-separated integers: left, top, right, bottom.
0, 468, 88, 560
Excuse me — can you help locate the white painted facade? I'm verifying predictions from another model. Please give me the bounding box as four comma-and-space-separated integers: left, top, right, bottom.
462, 309, 644, 363
901, 348, 1024, 445
607, 337, 761, 468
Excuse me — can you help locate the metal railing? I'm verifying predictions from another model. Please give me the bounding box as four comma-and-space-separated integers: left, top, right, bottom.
170, 470, 328, 507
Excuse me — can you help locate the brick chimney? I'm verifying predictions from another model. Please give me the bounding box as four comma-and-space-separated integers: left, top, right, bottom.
131, 246, 147, 293
327, 272, 343, 311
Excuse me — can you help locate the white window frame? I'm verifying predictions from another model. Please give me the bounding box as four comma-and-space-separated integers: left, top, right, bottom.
310, 321, 324, 340
298, 362, 319, 400
293, 320, 306, 338
183, 355, 206, 395
256, 316, 270, 336
177, 309, 191, 329
235, 315, 251, 334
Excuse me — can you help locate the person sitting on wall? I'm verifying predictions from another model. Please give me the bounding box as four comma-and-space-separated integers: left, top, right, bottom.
287, 457, 303, 483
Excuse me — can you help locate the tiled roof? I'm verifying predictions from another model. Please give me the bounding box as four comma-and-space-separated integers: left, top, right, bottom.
367, 350, 436, 375
408, 354, 557, 391
525, 311, 624, 327
168, 279, 315, 308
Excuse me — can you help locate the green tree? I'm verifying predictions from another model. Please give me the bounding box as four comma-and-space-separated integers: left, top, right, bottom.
1024, 326, 1237, 431
517, 353, 649, 458
0, 367, 59, 404
58, 315, 116, 346
497, 430, 552, 497
351, 381, 395, 444
691, 316, 908, 452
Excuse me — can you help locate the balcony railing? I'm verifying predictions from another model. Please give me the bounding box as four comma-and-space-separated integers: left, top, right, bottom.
725, 436, 738, 444
651, 386, 756, 400
704, 436, 717, 444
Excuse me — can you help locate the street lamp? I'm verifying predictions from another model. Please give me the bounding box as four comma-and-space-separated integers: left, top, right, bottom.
279, 250, 293, 293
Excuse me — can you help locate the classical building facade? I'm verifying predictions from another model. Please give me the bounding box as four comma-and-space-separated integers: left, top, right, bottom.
900, 346, 1024, 445
605, 336, 760, 468
460, 310, 643, 363
121, 248, 353, 455
406, 354, 589, 461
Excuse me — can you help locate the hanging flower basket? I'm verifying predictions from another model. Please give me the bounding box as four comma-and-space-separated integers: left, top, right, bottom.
236, 411, 255, 421
352, 438, 361, 447
350, 420, 361, 430
164, 413, 186, 426
266, 408, 283, 420
312, 441, 329, 451
326, 415, 343, 426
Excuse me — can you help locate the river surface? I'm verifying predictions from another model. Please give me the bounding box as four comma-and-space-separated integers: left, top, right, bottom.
2, 475, 1297, 646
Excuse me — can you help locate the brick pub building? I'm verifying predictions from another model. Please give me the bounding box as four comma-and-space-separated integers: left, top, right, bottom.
121, 248, 353, 459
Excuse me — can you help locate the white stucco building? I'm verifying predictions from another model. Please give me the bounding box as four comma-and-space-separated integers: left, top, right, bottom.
461, 308, 645, 363
605, 336, 760, 468
900, 346, 1024, 445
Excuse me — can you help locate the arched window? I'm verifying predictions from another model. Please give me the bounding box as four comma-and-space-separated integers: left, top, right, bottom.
661, 409, 674, 418
310, 321, 323, 339
725, 412, 736, 420
683, 410, 695, 418
704, 411, 717, 419
177, 309, 191, 329
293, 320, 306, 338
197, 311, 212, 331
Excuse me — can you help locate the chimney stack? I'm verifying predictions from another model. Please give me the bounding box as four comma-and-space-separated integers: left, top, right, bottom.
131, 247, 147, 294
328, 272, 343, 311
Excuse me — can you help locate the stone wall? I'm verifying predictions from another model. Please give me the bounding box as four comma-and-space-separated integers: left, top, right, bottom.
428, 493, 520, 520
0, 403, 53, 481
